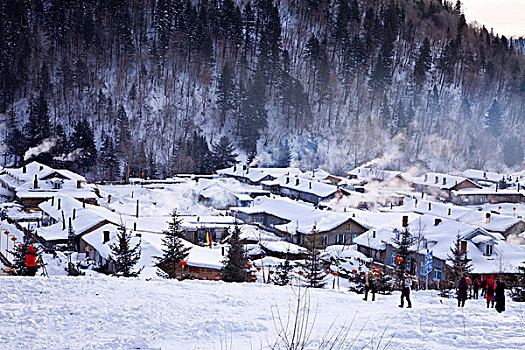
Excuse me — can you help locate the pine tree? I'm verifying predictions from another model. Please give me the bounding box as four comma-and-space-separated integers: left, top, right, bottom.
157, 209, 191, 279
393, 228, 413, 284
413, 38, 431, 87
302, 226, 327, 288
222, 222, 248, 282
109, 223, 143, 277
211, 136, 238, 171
276, 141, 292, 167
6, 128, 27, 167
70, 119, 98, 174
100, 134, 119, 181
217, 62, 236, 126
447, 234, 472, 284
273, 258, 294, 286
510, 261, 525, 301
24, 94, 52, 164
486, 100, 503, 137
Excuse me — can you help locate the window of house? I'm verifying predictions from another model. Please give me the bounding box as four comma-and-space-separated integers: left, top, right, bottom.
336, 234, 347, 245
346, 224, 350, 230
391, 252, 396, 265
485, 244, 493, 256
434, 267, 442, 280
321, 236, 328, 246
352, 234, 359, 243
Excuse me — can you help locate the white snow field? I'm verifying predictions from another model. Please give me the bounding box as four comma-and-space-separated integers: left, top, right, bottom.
1, 277, 524, 350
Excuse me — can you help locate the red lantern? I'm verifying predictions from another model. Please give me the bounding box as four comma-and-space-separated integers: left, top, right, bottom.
18, 244, 22, 248
499, 206, 502, 210
4, 230, 9, 235
11, 236, 17, 242
298, 270, 304, 275
252, 274, 257, 279
325, 270, 330, 274
307, 274, 312, 278
247, 263, 253, 268
361, 271, 366, 275
466, 277, 470, 283
256, 266, 262, 271
269, 270, 275, 275
374, 273, 379, 278
191, 277, 195, 280
332, 272, 338, 276
352, 269, 357, 274
179, 261, 187, 266
215, 277, 221, 281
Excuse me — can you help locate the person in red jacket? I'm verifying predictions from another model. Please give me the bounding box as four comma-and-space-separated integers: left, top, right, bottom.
25, 246, 37, 276
486, 278, 496, 308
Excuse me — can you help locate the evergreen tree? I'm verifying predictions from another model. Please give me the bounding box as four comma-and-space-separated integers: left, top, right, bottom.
413, 38, 431, 87
216, 62, 236, 126
276, 141, 292, 167
6, 128, 27, 167
447, 234, 472, 285
157, 209, 191, 279
222, 222, 248, 282
109, 223, 143, 277
70, 119, 98, 174
393, 228, 413, 284
211, 136, 238, 171
53, 124, 70, 169
486, 100, 503, 137
302, 226, 327, 288
68, 220, 76, 251
100, 134, 119, 181
510, 261, 525, 301
116, 106, 132, 180
24, 94, 52, 164
273, 258, 294, 286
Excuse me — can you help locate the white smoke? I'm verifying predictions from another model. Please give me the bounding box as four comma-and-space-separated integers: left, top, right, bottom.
24, 136, 59, 161
360, 134, 405, 170
54, 148, 83, 162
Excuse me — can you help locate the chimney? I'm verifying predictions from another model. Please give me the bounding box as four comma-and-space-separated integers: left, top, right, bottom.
424, 174, 428, 182
483, 171, 486, 178
443, 177, 446, 186
197, 216, 200, 222
402, 215, 408, 228
243, 165, 247, 171
448, 208, 451, 215
136, 199, 139, 218
246, 167, 249, 174
221, 246, 225, 256
495, 184, 498, 192
233, 164, 237, 171
434, 218, 442, 226
69, 217, 72, 229
309, 182, 312, 189
34, 175, 38, 189
58, 198, 61, 210
518, 184, 521, 192
62, 211, 66, 230
286, 177, 289, 184
435, 176, 439, 184
39, 165, 43, 171
51, 196, 55, 206
428, 202, 431, 211
460, 241, 467, 254
295, 178, 299, 186
133, 222, 137, 231
82, 198, 86, 208
373, 230, 376, 238
73, 208, 76, 220
415, 199, 418, 206
103, 230, 110, 244
22, 165, 27, 173
486, 212, 491, 224
77, 180, 81, 189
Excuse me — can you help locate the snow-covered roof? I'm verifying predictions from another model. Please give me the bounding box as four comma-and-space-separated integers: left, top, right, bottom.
262, 175, 343, 198
413, 200, 521, 233
347, 167, 402, 181
217, 166, 303, 183
413, 172, 480, 190
260, 240, 307, 255
462, 169, 507, 183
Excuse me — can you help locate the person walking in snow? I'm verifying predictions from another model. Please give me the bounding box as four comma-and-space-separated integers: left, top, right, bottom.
481, 278, 487, 298
25, 246, 37, 276
486, 278, 496, 308
363, 275, 376, 301
457, 277, 468, 307
473, 279, 480, 299
495, 280, 506, 313
399, 276, 412, 308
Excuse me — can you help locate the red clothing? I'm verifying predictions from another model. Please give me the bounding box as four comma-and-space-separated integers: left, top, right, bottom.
25, 246, 37, 267
486, 279, 496, 301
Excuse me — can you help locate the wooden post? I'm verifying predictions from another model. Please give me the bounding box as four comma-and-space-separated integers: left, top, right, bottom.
136, 199, 139, 218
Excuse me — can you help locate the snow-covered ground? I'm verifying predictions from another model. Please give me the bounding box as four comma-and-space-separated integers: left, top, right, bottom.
0, 276, 524, 349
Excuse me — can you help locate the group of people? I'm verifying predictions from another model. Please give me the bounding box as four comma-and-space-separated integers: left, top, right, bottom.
362, 275, 412, 308
457, 276, 506, 313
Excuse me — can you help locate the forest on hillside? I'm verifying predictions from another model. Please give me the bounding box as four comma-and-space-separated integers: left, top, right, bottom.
0, 0, 524, 179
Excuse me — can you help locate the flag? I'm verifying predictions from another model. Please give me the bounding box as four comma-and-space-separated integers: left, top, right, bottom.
206, 231, 212, 249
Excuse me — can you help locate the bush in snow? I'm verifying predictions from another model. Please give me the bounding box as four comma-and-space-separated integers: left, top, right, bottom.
109, 223, 143, 277
446, 233, 472, 285
301, 226, 327, 289
273, 259, 294, 286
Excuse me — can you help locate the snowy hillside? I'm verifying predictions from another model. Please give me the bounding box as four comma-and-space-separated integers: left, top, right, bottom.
1, 0, 525, 178
0, 276, 524, 349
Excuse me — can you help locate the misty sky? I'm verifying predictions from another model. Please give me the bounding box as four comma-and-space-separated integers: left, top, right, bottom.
460, 0, 525, 38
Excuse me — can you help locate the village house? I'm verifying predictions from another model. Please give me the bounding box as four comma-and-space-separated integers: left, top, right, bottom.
450, 188, 525, 206
217, 165, 304, 185
197, 178, 270, 210
354, 214, 525, 284
231, 197, 369, 247
0, 161, 100, 210
261, 175, 351, 205
412, 172, 481, 202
